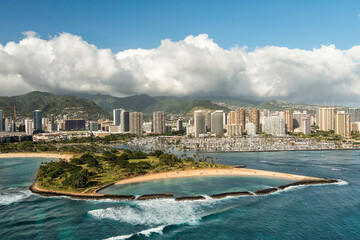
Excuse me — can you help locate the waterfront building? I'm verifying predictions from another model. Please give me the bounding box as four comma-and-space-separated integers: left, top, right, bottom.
285, 109, 293, 133
245, 122, 257, 136
351, 122, 360, 133
194, 110, 206, 137
318, 108, 336, 131
249, 108, 260, 132
301, 117, 311, 134
347, 108, 360, 122
335, 112, 351, 138
33, 110, 42, 134
109, 125, 121, 133
186, 124, 195, 137
223, 112, 228, 125
113, 109, 122, 126
65, 119, 86, 131
89, 121, 99, 131
176, 119, 183, 131
211, 110, 224, 136
0, 110, 3, 132
143, 122, 153, 133
229, 111, 237, 125
263, 116, 286, 136
226, 124, 242, 137
153, 111, 166, 134
121, 110, 130, 132
130, 112, 143, 136
293, 111, 307, 129
205, 111, 212, 132
25, 119, 33, 135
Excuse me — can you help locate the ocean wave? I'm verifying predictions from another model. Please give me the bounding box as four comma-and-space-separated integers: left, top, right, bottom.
0, 189, 32, 205
104, 225, 166, 240
88, 198, 207, 226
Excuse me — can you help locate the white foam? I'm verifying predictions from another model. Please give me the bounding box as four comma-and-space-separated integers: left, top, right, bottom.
104, 225, 166, 240
89, 198, 211, 226
0, 189, 32, 205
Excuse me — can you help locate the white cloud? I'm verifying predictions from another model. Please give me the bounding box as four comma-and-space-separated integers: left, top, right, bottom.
0, 32, 360, 104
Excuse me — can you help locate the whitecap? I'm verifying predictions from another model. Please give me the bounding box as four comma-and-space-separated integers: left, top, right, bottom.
0, 189, 32, 205
104, 225, 166, 240
88, 198, 211, 226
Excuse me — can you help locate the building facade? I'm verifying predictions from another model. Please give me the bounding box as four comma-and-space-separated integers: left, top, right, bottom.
121, 110, 130, 132
335, 112, 351, 138
211, 110, 224, 136
33, 110, 42, 134
113, 109, 122, 126
285, 109, 293, 133
130, 112, 143, 136
318, 108, 336, 131
194, 110, 206, 137
153, 111, 166, 134
249, 108, 260, 132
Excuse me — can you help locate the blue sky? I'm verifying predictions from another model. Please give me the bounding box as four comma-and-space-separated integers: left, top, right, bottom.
1, 0, 360, 52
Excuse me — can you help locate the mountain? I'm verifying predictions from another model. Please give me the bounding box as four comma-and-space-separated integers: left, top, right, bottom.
0, 91, 110, 119
77, 93, 230, 114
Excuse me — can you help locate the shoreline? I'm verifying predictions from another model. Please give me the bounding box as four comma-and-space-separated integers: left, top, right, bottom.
0, 152, 73, 161
114, 168, 320, 185
30, 168, 338, 201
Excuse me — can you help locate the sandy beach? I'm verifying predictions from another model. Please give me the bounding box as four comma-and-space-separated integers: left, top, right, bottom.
0, 152, 73, 161
115, 168, 320, 185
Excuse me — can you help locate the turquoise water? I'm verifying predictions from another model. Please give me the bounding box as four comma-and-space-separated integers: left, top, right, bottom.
0, 150, 358, 239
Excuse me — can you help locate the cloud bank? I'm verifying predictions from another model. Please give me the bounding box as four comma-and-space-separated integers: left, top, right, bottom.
1, 32, 360, 104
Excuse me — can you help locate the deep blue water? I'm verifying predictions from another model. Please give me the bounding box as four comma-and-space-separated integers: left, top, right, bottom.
0, 150, 358, 240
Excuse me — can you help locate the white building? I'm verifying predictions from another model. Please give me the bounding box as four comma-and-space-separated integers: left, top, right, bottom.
194, 110, 206, 137
25, 119, 33, 135
301, 117, 311, 134
245, 122, 257, 136
262, 116, 286, 136
211, 110, 224, 136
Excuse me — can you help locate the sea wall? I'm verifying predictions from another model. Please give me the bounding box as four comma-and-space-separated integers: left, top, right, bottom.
30, 178, 339, 201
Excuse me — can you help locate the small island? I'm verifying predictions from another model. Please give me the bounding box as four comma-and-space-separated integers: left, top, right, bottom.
21, 148, 340, 201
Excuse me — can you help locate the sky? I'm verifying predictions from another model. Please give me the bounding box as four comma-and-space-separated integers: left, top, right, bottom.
1, 0, 360, 106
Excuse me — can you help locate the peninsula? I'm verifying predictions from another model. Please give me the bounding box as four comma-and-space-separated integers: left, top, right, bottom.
10, 148, 339, 200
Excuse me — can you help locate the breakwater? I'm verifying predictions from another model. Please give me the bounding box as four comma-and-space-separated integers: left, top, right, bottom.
30, 178, 339, 201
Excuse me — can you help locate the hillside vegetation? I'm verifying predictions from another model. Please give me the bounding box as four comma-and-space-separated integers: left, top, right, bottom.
0, 91, 110, 119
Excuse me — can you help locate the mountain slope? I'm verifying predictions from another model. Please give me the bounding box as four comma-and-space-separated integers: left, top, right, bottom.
0, 91, 110, 119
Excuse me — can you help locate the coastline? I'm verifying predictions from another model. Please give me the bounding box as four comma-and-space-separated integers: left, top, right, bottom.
114, 168, 319, 185
30, 168, 338, 200
0, 152, 73, 161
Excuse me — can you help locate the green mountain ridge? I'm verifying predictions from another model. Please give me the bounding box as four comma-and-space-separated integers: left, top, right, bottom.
76, 93, 229, 114
0, 91, 110, 120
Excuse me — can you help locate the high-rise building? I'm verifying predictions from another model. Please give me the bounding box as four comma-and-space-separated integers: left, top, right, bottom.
176, 119, 183, 131
293, 111, 307, 129
249, 108, 260, 132
121, 110, 130, 132
153, 111, 166, 134
130, 112, 143, 136
89, 121, 99, 131
0, 110, 3, 132
245, 122, 257, 136
335, 112, 351, 138
347, 108, 360, 122
205, 111, 212, 132
25, 119, 33, 135
229, 111, 237, 125
65, 119, 86, 131
237, 109, 246, 132
113, 109, 122, 126
301, 117, 311, 134
194, 110, 206, 137
226, 124, 242, 137
33, 110, 42, 134
262, 116, 286, 136
351, 122, 360, 133
285, 109, 293, 133
318, 108, 336, 131
211, 110, 224, 136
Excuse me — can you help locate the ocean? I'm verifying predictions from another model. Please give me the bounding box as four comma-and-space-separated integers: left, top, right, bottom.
0, 150, 358, 240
